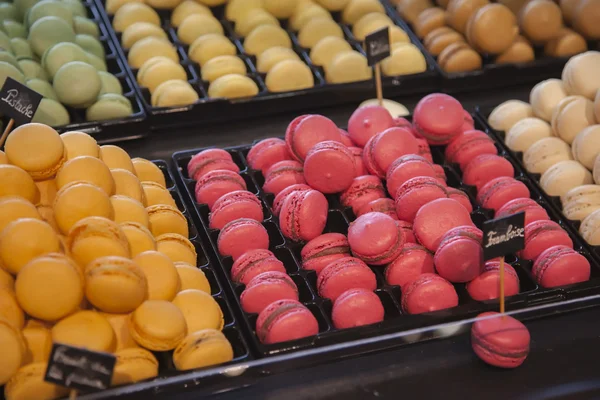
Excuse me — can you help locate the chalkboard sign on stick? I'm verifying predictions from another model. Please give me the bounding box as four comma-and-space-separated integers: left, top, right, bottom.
364, 27, 390, 107
0, 77, 43, 147
44, 343, 116, 393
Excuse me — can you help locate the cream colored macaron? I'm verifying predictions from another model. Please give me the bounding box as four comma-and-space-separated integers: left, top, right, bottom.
113, 3, 160, 32
530, 78, 568, 121
309, 36, 353, 67
171, 0, 211, 27
128, 37, 179, 69
201, 55, 247, 83
298, 17, 344, 48
572, 125, 600, 169
382, 44, 427, 76
188, 34, 237, 66
505, 117, 552, 153
208, 74, 259, 99
353, 12, 392, 40
540, 160, 593, 198
325, 50, 372, 84
244, 25, 292, 56
523, 137, 573, 174
105, 0, 144, 14
263, 0, 297, 18
177, 14, 224, 45
257, 46, 301, 73
551, 95, 596, 144
266, 59, 314, 92
580, 208, 600, 245
488, 100, 534, 132
151, 80, 199, 107
317, 0, 352, 11
562, 51, 600, 100
359, 98, 410, 117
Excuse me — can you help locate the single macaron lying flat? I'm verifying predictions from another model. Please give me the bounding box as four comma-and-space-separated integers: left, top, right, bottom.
395, 176, 448, 222
413, 198, 474, 252
348, 212, 405, 265
256, 299, 319, 344
412, 93, 464, 145
341, 175, 387, 215
495, 198, 550, 226
331, 288, 384, 329
271, 183, 311, 217
304, 141, 357, 193
187, 149, 239, 181
362, 127, 419, 178
445, 129, 497, 169
285, 114, 341, 162
462, 154, 515, 190
386, 155, 437, 198
262, 160, 306, 195
347, 105, 394, 147
476, 177, 530, 212
246, 138, 293, 174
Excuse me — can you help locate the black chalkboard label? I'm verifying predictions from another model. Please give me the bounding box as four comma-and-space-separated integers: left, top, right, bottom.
44, 343, 116, 392
365, 27, 391, 66
0, 77, 42, 125
482, 212, 526, 261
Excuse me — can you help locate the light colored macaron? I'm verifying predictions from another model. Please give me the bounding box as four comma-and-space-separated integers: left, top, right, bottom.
134, 250, 181, 301
257, 46, 301, 73
290, 3, 331, 31
111, 348, 159, 386
561, 184, 600, 221
27, 0, 73, 27
235, 8, 279, 37
111, 168, 145, 204
298, 17, 344, 49
200, 55, 246, 83
155, 233, 197, 265
111, 195, 149, 226
76, 34, 105, 59
551, 95, 596, 144
572, 125, 600, 169
172, 289, 224, 332
505, 117, 552, 152
225, 0, 262, 21
128, 299, 187, 351
540, 160, 593, 197
309, 36, 353, 67
132, 158, 167, 187
175, 262, 211, 293
26, 78, 57, 100
530, 78, 568, 121
105, 0, 144, 14
177, 13, 223, 45
53, 61, 102, 108
120, 222, 156, 257
580, 208, 600, 244
113, 2, 160, 32
4, 362, 67, 399
595, 89, 600, 122
137, 56, 187, 93
28, 16, 76, 57
358, 98, 410, 117
325, 50, 372, 84
99, 71, 124, 95
265, 59, 314, 93
151, 79, 199, 107
74, 16, 100, 38
207, 74, 259, 99
51, 310, 116, 352
172, 0, 210, 27
382, 44, 427, 76
128, 37, 179, 69
592, 150, 600, 184
244, 25, 292, 56
562, 51, 600, 100
32, 98, 71, 127
172, 329, 233, 371
342, 0, 386, 24
2, 20, 26, 39
17, 59, 46, 81
86, 94, 134, 121
146, 204, 188, 237
121, 22, 167, 49
0, 61, 25, 87
56, 155, 115, 195
188, 33, 236, 66
11, 37, 33, 59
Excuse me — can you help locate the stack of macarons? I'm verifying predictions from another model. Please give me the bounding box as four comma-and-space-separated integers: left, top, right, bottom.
0, 0, 134, 126
488, 52, 600, 244
0, 122, 234, 399
398, 0, 592, 73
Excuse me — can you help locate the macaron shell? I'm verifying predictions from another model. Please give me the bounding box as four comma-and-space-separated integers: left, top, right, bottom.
385, 243, 435, 288
284, 114, 341, 161
413, 94, 463, 144
279, 189, 328, 242
331, 288, 384, 329
135, 251, 180, 301
209, 190, 264, 230
240, 271, 299, 314
434, 226, 484, 282
301, 232, 351, 274
173, 329, 234, 370
386, 155, 437, 198
317, 257, 377, 301
194, 169, 247, 209
128, 300, 187, 351
395, 176, 449, 222
4, 362, 68, 399
262, 160, 306, 195
401, 273, 459, 314
218, 219, 270, 260
132, 158, 167, 187
364, 127, 419, 177
532, 245, 590, 288
347, 105, 394, 147
173, 289, 224, 332
51, 310, 116, 352
256, 299, 319, 344
477, 177, 531, 212
156, 233, 197, 265
466, 262, 520, 301
246, 138, 292, 173
462, 154, 515, 190
175, 262, 211, 293
147, 205, 189, 237
347, 212, 404, 265
304, 141, 357, 193
111, 348, 159, 386
521, 220, 573, 260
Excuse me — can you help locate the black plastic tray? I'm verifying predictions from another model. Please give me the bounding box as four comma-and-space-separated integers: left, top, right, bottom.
383, 1, 600, 93
3, 0, 149, 144
475, 107, 600, 267
95, 0, 439, 130
171, 115, 600, 359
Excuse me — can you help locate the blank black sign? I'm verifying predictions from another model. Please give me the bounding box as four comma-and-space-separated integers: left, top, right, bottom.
0, 77, 42, 125
365, 27, 391, 66
44, 343, 116, 392
482, 212, 526, 261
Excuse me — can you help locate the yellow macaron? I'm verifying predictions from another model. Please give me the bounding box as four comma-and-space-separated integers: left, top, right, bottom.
342, 0, 385, 24
266, 59, 314, 92
325, 50, 372, 83
53, 181, 114, 235
226, 0, 262, 21
15, 253, 83, 321
137, 57, 187, 93
35, 179, 58, 207
201, 55, 247, 83
141, 181, 176, 207
155, 233, 197, 265
111, 195, 150, 227
173, 329, 233, 371
100, 145, 135, 173
172, 289, 224, 332
235, 8, 279, 37
0, 197, 41, 233
0, 316, 26, 385
290, 4, 332, 31
113, 2, 160, 32
188, 33, 237, 66
99, 312, 140, 350
171, 1, 211, 27
36, 205, 59, 233
4, 123, 66, 181
4, 362, 68, 400
0, 164, 40, 204
0, 267, 14, 293
208, 74, 260, 99
21, 321, 53, 364
128, 37, 179, 69
147, 204, 188, 237
66, 216, 130, 268
111, 168, 146, 204
60, 131, 100, 160
132, 158, 167, 187
55, 155, 116, 196
175, 262, 211, 293
298, 17, 344, 49
85, 256, 148, 313
111, 347, 158, 386
0, 288, 25, 329
134, 250, 181, 300
310, 36, 353, 67
0, 218, 60, 275
51, 310, 117, 352
128, 300, 187, 351
121, 22, 168, 49
105, 0, 144, 14
177, 14, 224, 45
244, 25, 292, 56
256, 46, 301, 73
0, 150, 6, 164
151, 80, 199, 107
120, 222, 157, 257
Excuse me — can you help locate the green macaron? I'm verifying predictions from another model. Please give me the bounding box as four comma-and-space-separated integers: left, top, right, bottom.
62, 0, 87, 18
33, 97, 70, 126
73, 16, 99, 38
27, 0, 74, 28
53, 60, 101, 107
75, 34, 104, 58
42, 42, 88, 78
2, 20, 27, 39
0, 3, 18, 23
0, 50, 19, 69
18, 59, 47, 80
14, 0, 39, 20
85, 51, 106, 71
98, 71, 123, 95
10, 38, 33, 59
26, 78, 58, 100
0, 60, 25, 86
28, 16, 76, 57
0, 30, 11, 54
86, 93, 133, 121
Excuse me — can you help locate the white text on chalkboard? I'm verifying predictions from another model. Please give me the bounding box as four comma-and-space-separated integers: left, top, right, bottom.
485, 225, 525, 248
1, 89, 34, 118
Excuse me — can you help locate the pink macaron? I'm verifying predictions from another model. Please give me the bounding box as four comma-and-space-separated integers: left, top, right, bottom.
339, 128, 355, 146
317, 257, 377, 301
466, 260, 520, 301
532, 245, 590, 288
246, 138, 293, 174
398, 220, 416, 243
460, 110, 475, 133
188, 149, 239, 181
217, 218, 269, 260
349, 147, 368, 176
362, 127, 419, 178
495, 198, 550, 226
393, 116, 412, 130
386, 155, 437, 198
445, 130, 497, 170
256, 299, 319, 344
447, 188, 473, 213
271, 183, 311, 217
413, 198, 475, 252
434, 226, 483, 283
340, 175, 386, 214
356, 198, 398, 219
230, 249, 286, 284
331, 288, 384, 329
209, 190, 264, 230
462, 154, 515, 190
471, 311, 530, 368
263, 160, 306, 195
401, 273, 459, 314
304, 141, 356, 193
285, 115, 342, 162
279, 189, 328, 242
347, 105, 395, 147
520, 220, 573, 260
476, 177, 531, 212
395, 176, 449, 222
385, 243, 434, 288
433, 164, 447, 184
412, 93, 464, 145
348, 212, 405, 265
301, 233, 351, 275
195, 169, 247, 209
415, 138, 434, 163
240, 271, 299, 314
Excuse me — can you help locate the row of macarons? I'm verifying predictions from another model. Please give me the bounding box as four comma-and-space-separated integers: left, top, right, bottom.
487, 51, 600, 245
